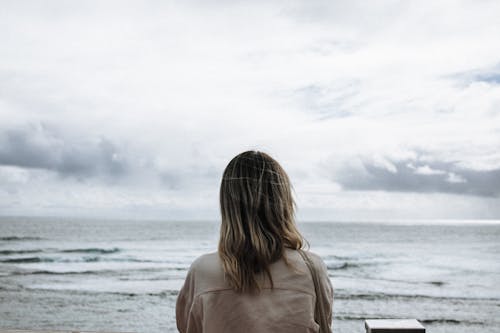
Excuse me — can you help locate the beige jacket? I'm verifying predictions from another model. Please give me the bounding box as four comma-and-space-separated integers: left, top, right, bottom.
176, 248, 333, 333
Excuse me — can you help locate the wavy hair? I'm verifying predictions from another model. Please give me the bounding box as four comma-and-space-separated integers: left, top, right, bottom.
218, 150, 305, 293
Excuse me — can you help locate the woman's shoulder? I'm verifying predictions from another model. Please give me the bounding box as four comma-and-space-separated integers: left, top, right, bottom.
187, 252, 228, 293
189, 251, 224, 277
190, 251, 219, 269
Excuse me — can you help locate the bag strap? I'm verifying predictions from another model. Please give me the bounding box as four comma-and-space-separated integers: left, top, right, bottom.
297, 249, 331, 333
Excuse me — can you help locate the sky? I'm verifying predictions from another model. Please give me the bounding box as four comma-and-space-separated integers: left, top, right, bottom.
1, 0, 499, 221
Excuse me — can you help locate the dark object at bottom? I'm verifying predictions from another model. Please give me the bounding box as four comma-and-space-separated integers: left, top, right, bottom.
365, 319, 425, 333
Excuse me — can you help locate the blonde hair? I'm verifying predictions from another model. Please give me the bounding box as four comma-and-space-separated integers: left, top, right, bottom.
218, 150, 305, 293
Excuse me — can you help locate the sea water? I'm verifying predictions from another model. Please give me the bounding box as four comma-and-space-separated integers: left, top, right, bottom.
0, 217, 499, 333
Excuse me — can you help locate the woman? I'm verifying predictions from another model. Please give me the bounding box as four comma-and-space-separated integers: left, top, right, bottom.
176, 151, 333, 333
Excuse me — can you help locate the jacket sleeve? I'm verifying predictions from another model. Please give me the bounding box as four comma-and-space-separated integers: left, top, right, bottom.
311, 253, 334, 332
321, 260, 334, 330
176, 266, 202, 333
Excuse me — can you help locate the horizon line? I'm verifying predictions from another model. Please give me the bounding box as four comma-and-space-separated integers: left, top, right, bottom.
0, 214, 499, 225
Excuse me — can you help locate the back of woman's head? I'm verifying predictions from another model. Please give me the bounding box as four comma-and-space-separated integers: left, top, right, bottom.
218, 150, 305, 293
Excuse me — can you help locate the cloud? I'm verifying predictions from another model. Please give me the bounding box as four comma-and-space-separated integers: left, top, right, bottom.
0, 123, 222, 192
449, 63, 500, 86
0, 123, 129, 181
333, 154, 500, 197
476, 73, 500, 85
158, 166, 220, 190
291, 81, 360, 119
410, 164, 446, 176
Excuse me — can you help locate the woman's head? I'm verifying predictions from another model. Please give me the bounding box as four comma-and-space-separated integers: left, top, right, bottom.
218, 150, 305, 293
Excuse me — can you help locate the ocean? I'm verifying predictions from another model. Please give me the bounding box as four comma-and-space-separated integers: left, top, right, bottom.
0, 216, 499, 333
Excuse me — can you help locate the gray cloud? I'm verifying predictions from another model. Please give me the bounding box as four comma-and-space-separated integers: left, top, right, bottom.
0, 124, 128, 181
472, 63, 500, 84
450, 63, 500, 85
333, 156, 500, 197
476, 73, 500, 84
0, 123, 221, 191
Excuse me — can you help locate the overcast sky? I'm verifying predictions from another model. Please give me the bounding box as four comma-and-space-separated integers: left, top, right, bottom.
1, 0, 499, 221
